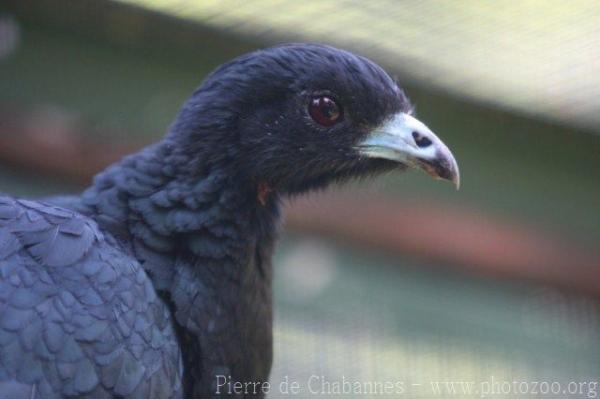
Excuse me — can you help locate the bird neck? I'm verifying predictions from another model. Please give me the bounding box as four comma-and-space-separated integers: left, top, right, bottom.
83, 137, 282, 246
80, 138, 281, 396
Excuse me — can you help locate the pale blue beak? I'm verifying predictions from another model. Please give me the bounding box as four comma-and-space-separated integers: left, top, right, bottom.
357, 113, 460, 189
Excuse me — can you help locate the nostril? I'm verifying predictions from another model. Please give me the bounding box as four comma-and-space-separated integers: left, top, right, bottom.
412, 131, 432, 148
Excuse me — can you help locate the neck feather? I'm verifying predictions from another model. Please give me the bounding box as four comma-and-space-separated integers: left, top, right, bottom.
80, 138, 280, 396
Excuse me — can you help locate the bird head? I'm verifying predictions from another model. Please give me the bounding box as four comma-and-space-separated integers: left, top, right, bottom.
171, 44, 459, 195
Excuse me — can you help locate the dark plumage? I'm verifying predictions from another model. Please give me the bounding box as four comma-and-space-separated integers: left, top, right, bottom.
0, 44, 458, 398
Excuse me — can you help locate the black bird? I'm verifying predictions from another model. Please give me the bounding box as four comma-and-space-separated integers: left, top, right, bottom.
0, 44, 459, 398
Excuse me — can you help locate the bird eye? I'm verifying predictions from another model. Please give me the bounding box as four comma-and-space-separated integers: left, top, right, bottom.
309, 96, 342, 127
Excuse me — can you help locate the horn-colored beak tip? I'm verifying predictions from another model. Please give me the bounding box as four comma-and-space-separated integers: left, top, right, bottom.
452, 170, 460, 190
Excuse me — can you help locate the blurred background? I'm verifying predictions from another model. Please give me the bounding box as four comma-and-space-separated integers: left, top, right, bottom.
0, 1, 599, 397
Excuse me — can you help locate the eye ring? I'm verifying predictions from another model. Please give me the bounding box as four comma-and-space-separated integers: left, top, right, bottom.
308, 96, 343, 127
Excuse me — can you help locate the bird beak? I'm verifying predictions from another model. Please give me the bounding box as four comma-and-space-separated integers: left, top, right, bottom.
357, 112, 460, 189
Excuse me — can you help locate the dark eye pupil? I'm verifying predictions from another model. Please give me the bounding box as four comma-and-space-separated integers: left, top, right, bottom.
319, 98, 337, 118
309, 96, 342, 126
